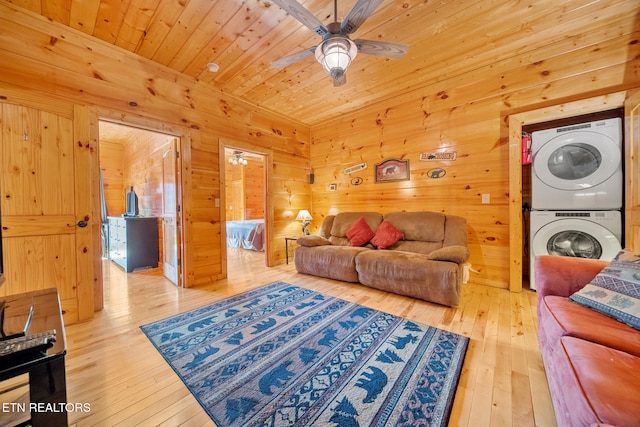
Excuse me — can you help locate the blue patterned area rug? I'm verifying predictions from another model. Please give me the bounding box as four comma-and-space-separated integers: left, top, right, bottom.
140, 281, 469, 426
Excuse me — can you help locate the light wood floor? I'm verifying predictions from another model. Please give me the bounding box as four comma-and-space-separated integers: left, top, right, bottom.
2, 249, 557, 426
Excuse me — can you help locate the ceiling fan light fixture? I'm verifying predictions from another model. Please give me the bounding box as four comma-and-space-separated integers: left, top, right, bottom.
315, 36, 357, 77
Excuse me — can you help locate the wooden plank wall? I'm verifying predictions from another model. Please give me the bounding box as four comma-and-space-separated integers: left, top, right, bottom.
309, 26, 640, 290
99, 140, 125, 215
310, 103, 513, 288
100, 128, 178, 217
225, 161, 245, 221
223, 157, 264, 221
122, 132, 173, 218
244, 157, 265, 220
0, 3, 311, 293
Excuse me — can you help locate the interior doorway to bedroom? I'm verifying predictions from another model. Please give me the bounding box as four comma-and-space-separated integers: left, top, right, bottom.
222, 145, 268, 279
99, 120, 183, 287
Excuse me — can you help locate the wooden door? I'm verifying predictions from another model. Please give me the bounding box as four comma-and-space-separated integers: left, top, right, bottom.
625, 90, 640, 251
162, 140, 180, 285
0, 103, 93, 323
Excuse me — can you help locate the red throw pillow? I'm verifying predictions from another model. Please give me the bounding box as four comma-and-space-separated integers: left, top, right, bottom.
371, 220, 404, 249
345, 216, 375, 247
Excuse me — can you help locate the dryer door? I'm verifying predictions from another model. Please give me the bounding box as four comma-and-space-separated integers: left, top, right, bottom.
532, 131, 621, 191
531, 218, 621, 261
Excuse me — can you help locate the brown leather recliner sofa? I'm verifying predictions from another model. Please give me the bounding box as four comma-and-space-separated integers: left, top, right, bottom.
293, 211, 469, 307
534, 255, 640, 426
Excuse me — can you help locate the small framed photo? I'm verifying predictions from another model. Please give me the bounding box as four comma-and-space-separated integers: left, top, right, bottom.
374, 158, 410, 183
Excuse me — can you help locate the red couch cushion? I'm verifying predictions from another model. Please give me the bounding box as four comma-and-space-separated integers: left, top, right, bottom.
541, 296, 640, 357
345, 216, 375, 247
561, 337, 640, 426
370, 220, 404, 249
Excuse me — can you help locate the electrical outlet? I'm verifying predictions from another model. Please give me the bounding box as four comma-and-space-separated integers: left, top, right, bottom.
482, 194, 490, 204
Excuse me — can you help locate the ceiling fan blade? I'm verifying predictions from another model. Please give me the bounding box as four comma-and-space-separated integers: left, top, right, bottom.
271, 47, 316, 69
270, 0, 329, 36
341, 0, 384, 34
354, 39, 408, 59
333, 73, 347, 87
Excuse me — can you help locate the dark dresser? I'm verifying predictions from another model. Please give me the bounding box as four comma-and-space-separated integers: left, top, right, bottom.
108, 216, 159, 272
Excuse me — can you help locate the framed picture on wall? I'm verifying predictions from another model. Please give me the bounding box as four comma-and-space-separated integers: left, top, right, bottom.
374, 158, 410, 183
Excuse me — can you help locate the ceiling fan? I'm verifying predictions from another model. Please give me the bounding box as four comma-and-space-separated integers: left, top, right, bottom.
270, 0, 409, 87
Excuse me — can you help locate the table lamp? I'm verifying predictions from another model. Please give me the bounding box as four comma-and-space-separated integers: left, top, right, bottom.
296, 210, 313, 235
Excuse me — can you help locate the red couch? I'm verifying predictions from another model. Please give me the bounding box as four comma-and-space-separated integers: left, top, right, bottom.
534, 256, 640, 427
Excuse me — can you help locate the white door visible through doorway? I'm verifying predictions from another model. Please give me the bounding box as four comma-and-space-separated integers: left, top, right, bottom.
162, 140, 180, 285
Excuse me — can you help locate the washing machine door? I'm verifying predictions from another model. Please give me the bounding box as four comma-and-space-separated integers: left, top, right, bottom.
532, 131, 621, 191
532, 218, 621, 261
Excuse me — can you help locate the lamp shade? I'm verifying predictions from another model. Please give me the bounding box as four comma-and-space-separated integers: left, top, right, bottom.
295, 210, 313, 221
315, 36, 357, 78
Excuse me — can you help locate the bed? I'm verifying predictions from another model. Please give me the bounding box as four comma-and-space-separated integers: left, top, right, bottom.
226, 220, 265, 251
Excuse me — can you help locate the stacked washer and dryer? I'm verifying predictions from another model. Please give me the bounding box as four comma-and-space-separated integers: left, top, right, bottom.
529, 118, 623, 290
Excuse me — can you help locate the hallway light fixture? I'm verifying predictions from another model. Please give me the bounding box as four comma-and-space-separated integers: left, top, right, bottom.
229, 151, 248, 166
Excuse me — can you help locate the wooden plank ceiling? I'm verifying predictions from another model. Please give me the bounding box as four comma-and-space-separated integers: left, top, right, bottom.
9, 0, 639, 126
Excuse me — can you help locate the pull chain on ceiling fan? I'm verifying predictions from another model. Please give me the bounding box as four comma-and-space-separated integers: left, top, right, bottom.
270, 0, 409, 87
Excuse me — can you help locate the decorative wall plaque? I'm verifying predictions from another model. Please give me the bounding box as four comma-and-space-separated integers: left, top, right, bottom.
420, 151, 457, 161
344, 162, 367, 174
374, 158, 410, 183
427, 168, 447, 179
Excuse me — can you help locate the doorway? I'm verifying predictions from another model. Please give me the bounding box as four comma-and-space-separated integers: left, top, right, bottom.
98, 120, 182, 286
507, 92, 628, 292
221, 143, 269, 278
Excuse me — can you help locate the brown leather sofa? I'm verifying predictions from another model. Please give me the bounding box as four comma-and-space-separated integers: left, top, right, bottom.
535, 255, 640, 426
294, 211, 469, 307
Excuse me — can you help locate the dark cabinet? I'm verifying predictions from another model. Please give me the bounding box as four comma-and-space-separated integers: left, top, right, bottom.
108, 216, 159, 272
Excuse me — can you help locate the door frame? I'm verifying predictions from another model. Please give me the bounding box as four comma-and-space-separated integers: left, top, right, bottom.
219, 137, 274, 276
624, 89, 640, 251
507, 91, 628, 292
92, 109, 193, 298
161, 138, 181, 285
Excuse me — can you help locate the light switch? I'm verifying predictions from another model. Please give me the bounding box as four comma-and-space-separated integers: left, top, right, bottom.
215, 198, 220, 207
482, 194, 490, 204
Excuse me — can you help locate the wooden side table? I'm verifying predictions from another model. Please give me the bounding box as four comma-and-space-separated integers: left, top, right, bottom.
284, 237, 298, 264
